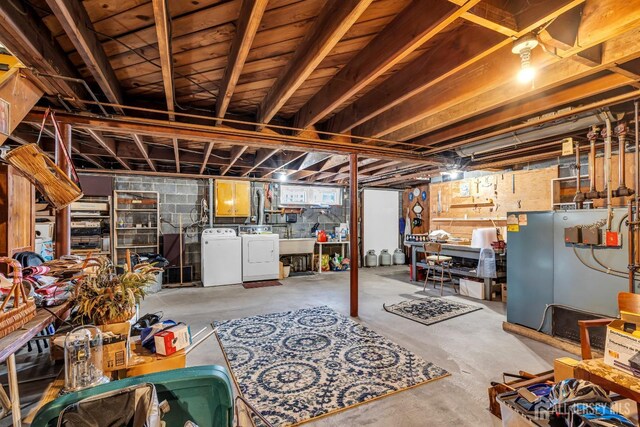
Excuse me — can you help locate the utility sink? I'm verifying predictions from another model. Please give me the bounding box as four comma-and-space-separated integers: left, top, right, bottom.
279, 238, 316, 255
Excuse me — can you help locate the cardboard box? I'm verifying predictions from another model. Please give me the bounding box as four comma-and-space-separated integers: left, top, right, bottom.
459, 278, 485, 300
98, 322, 130, 372
554, 357, 579, 381
604, 311, 640, 375
121, 337, 186, 378
154, 324, 191, 356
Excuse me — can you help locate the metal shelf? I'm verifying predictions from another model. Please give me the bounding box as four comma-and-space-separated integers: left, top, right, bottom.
115, 227, 158, 230
115, 245, 158, 249
115, 209, 157, 212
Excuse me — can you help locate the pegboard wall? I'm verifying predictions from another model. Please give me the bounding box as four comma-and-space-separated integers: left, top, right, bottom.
428, 166, 558, 239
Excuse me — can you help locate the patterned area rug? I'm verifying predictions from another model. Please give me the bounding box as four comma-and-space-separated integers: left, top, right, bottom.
215, 306, 448, 426
383, 297, 482, 326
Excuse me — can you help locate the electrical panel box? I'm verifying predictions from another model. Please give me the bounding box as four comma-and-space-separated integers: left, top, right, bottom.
215, 180, 250, 217
582, 228, 601, 245
564, 227, 581, 244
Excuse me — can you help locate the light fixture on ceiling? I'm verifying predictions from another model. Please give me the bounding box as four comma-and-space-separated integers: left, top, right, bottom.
512, 33, 539, 83
277, 172, 288, 182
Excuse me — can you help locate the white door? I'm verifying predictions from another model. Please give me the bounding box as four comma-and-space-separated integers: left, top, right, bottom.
363, 189, 400, 259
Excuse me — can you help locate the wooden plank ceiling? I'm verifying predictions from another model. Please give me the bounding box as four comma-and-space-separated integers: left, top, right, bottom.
1, 0, 640, 186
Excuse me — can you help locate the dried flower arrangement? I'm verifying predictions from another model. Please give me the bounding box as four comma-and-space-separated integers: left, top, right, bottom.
74, 257, 162, 325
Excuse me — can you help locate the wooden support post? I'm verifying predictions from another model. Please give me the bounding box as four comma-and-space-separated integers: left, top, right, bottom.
349, 153, 358, 317
55, 123, 71, 257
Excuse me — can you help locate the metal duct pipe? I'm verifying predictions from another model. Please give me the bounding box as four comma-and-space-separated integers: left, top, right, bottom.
208, 178, 214, 228
573, 140, 585, 208
614, 122, 634, 197
635, 100, 639, 277
585, 126, 599, 200
256, 187, 265, 225
455, 111, 618, 158
604, 117, 613, 230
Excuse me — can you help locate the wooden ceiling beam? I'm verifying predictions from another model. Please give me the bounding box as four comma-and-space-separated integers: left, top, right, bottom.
0, 1, 84, 102
292, 0, 479, 131
21, 127, 104, 168
172, 138, 180, 173
85, 129, 132, 170
257, 0, 372, 126
242, 148, 279, 177
220, 145, 248, 176
23, 109, 439, 164
413, 72, 633, 148
461, 2, 518, 37
216, 0, 268, 124
46, 0, 123, 105
261, 152, 308, 178
356, 0, 639, 141
363, 169, 434, 187
151, 0, 176, 120
327, 24, 503, 133
131, 134, 157, 171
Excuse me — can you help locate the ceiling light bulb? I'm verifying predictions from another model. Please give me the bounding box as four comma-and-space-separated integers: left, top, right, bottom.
277, 173, 287, 182
517, 66, 536, 83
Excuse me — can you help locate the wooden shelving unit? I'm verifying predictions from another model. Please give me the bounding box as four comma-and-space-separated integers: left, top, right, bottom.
113, 191, 159, 265
70, 196, 112, 258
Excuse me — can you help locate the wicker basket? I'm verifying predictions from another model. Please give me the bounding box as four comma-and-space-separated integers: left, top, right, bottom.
4, 144, 83, 210
0, 258, 36, 339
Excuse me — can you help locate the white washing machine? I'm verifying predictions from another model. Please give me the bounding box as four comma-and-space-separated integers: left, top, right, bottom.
241, 232, 280, 282
201, 228, 242, 286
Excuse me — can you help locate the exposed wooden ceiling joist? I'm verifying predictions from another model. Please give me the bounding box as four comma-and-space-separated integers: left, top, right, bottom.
355, 0, 640, 141
327, 23, 503, 133
461, 1, 518, 37
45, 0, 123, 106
0, 1, 83, 102
220, 145, 248, 176
257, 0, 373, 126
242, 148, 279, 177
151, 0, 175, 120
85, 129, 132, 170
413, 72, 634, 149
216, 0, 268, 124
292, 0, 479, 131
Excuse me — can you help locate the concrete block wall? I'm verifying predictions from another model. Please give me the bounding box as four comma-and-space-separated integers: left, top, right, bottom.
114, 176, 350, 281
115, 175, 209, 279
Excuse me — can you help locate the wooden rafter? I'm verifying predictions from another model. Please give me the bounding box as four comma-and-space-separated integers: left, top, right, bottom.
257, 0, 373, 126
46, 0, 123, 105
173, 138, 180, 172
412, 72, 634, 149
216, 0, 268, 124
85, 129, 132, 170
151, 0, 175, 119
355, 0, 637, 141
25, 125, 103, 169
292, 0, 480, 131
242, 148, 279, 177
327, 24, 503, 133
220, 146, 248, 176
461, 2, 518, 37
131, 134, 157, 171
261, 152, 308, 178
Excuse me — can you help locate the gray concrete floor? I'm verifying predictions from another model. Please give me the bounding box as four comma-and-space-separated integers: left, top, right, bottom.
141, 266, 569, 427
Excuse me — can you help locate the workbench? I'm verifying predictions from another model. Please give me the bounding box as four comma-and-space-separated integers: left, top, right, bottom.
406, 241, 506, 300
0, 301, 72, 426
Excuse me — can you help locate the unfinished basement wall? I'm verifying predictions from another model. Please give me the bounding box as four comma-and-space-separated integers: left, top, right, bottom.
425, 166, 559, 240
114, 175, 209, 279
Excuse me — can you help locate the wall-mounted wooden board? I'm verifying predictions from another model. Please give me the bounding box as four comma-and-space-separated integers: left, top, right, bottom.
428, 166, 558, 239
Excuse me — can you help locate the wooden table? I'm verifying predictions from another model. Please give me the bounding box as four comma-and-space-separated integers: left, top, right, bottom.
0, 301, 72, 426
315, 241, 349, 273
575, 358, 640, 410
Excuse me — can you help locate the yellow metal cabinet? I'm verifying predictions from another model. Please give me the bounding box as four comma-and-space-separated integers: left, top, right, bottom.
215, 180, 250, 217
